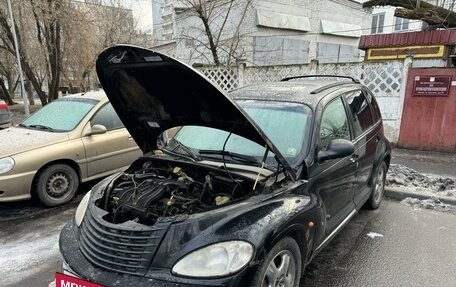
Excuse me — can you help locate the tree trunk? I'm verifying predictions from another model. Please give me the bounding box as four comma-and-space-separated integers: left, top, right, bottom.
196, 7, 220, 66
25, 78, 35, 105
24, 61, 47, 105
0, 77, 14, 105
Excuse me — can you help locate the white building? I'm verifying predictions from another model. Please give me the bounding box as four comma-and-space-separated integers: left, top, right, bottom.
370, 6, 425, 34
152, 0, 371, 66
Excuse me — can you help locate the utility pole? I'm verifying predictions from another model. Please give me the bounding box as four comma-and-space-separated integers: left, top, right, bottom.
6, 0, 29, 117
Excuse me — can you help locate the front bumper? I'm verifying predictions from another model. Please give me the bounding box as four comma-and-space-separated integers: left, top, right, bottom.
0, 171, 35, 202
59, 222, 251, 287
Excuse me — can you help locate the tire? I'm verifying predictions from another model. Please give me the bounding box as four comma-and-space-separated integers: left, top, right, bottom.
250, 236, 302, 287
366, 161, 387, 210
35, 164, 79, 207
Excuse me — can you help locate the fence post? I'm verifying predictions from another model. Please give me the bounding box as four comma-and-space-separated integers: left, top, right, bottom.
237, 62, 245, 88
310, 59, 318, 75
394, 56, 413, 143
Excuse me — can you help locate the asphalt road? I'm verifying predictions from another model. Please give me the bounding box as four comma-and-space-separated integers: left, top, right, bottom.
1, 198, 455, 287
301, 199, 456, 287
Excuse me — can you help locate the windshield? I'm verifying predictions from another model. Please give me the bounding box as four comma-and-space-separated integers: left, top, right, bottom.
173, 100, 312, 166
20, 98, 98, 132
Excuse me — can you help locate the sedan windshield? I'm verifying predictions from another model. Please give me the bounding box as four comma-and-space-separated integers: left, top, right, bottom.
173, 101, 312, 166
20, 98, 98, 132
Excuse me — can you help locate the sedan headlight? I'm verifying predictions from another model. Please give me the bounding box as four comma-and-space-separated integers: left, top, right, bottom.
0, 157, 15, 174
172, 241, 253, 278
75, 191, 91, 227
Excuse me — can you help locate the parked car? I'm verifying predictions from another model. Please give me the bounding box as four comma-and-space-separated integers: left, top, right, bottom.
59, 46, 391, 287
0, 91, 141, 206
0, 100, 12, 128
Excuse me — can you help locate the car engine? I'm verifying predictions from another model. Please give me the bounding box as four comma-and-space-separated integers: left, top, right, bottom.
98, 157, 258, 225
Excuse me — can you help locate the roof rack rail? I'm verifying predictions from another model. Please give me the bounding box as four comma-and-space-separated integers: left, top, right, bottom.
310, 82, 353, 94
281, 75, 360, 84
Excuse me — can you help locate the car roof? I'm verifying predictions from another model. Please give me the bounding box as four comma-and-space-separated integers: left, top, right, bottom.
62, 90, 108, 102
229, 80, 362, 108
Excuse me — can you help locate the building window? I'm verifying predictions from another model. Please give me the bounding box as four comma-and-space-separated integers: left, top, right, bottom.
394, 17, 410, 31
371, 13, 385, 34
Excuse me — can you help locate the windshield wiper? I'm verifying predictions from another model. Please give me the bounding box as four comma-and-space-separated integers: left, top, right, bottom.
199, 150, 262, 166
27, 124, 57, 132
162, 138, 201, 161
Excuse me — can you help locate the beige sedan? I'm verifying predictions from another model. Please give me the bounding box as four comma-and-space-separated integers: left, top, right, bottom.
0, 91, 141, 206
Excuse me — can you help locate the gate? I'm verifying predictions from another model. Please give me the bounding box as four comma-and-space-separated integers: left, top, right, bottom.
398, 68, 456, 150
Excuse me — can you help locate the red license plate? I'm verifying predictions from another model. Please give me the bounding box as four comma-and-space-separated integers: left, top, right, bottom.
55, 272, 106, 287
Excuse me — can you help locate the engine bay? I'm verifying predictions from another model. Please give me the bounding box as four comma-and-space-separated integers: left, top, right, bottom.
98, 157, 261, 225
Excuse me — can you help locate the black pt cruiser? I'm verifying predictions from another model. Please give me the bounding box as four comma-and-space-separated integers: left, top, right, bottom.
59, 45, 391, 287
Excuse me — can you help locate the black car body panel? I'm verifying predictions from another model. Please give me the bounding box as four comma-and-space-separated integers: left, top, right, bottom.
59, 46, 391, 286
60, 175, 317, 287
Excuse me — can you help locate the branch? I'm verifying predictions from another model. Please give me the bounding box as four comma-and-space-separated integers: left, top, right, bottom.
394, 8, 454, 26
363, 0, 435, 9
215, 0, 233, 46
364, 0, 456, 27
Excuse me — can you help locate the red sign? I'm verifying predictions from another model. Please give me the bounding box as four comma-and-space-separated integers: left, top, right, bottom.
55, 273, 106, 287
413, 75, 452, 96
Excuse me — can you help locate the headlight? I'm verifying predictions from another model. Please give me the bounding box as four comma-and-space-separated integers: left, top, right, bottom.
75, 190, 91, 227
172, 241, 254, 278
0, 157, 15, 174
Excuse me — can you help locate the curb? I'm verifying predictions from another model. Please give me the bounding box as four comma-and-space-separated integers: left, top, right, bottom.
385, 186, 456, 206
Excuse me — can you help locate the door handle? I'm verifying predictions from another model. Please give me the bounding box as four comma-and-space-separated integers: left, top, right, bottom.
375, 136, 380, 143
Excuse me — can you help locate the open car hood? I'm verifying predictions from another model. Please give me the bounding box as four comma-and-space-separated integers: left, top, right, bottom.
96, 45, 296, 179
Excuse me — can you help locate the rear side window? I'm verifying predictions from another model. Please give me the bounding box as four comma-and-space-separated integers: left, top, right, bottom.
91, 103, 124, 131
345, 91, 374, 136
320, 98, 351, 149
364, 89, 382, 122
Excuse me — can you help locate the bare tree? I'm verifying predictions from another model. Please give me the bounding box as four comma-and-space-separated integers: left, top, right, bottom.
29, 0, 70, 102
0, 50, 18, 104
62, 0, 145, 92
0, 2, 48, 105
364, 0, 456, 28
177, 0, 254, 66
0, 0, 151, 103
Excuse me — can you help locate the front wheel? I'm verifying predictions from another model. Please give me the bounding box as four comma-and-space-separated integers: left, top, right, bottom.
366, 161, 387, 210
250, 236, 302, 287
35, 164, 79, 207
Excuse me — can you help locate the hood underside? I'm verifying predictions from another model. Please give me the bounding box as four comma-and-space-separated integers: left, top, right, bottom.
96, 45, 295, 179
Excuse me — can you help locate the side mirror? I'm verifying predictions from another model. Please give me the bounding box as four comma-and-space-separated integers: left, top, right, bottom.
318, 139, 355, 162
87, 124, 107, 136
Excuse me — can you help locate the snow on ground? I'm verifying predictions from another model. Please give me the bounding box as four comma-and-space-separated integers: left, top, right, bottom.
387, 164, 456, 197
400, 197, 456, 214
0, 223, 64, 286
387, 164, 456, 213
0, 207, 73, 287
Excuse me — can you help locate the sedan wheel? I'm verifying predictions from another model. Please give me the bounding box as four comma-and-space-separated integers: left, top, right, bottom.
251, 237, 301, 287
366, 161, 387, 210
36, 164, 79, 207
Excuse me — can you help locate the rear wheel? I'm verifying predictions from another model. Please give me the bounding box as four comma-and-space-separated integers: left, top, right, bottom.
36, 164, 79, 207
366, 161, 387, 210
250, 236, 301, 287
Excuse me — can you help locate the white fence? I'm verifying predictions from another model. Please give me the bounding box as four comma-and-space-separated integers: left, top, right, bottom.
197, 60, 405, 142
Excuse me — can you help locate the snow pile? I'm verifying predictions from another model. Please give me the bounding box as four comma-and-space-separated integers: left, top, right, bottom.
387, 164, 456, 194
400, 197, 456, 214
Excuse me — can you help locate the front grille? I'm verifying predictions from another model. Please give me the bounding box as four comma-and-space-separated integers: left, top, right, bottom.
79, 208, 168, 275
